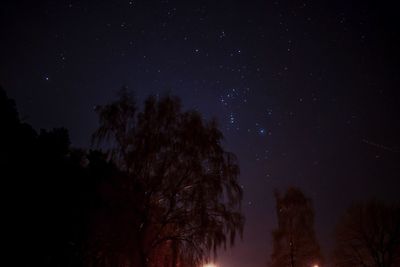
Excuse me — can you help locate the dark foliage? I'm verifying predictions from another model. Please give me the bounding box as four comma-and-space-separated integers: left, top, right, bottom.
91, 89, 244, 267
268, 187, 323, 267
2, 86, 243, 267
1, 86, 95, 266
333, 199, 400, 267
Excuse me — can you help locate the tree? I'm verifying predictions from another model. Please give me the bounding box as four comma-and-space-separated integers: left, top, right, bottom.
333, 199, 400, 267
1, 86, 95, 267
92, 89, 244, 267
269, 187, 322, 267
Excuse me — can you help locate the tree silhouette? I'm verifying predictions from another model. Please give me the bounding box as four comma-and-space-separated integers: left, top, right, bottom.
92, 89, 244, 267
333, 199, 400, 267
1, 86, 95, 267
269, 187, 322, 267
83, 150, 142, 267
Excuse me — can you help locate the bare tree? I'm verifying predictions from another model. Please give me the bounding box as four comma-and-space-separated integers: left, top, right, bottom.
269, 187, 323, 267
92, 89, 244, 267
333, 199, 400, 267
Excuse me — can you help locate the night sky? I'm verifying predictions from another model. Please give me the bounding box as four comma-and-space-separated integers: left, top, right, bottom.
1, 1, 400, 266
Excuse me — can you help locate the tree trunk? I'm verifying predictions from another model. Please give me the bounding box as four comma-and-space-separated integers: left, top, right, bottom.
290, 242, 295, 267
171, 241, 178, 267
140, 250, 148, 267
